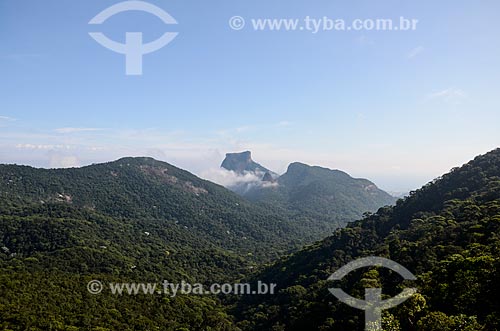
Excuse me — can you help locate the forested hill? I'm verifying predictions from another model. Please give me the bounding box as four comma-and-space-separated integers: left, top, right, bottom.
261, 162, 396, 227
0, 157, 326, 262
0, 157, 335, 330
234, 148, 500, 331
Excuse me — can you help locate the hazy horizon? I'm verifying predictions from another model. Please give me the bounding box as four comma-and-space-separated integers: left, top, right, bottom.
0, 147, 495, 193
2, 0, 500, 192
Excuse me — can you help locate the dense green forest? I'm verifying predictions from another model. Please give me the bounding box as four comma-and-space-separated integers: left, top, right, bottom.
0, 157, 321, 330
1, 149, 500, 330
1, 156, 385, 330
233, 149, 500, 330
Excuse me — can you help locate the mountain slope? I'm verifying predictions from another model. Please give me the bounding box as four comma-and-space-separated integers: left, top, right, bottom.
219, 151, 395, 229
0, 157, 335, 330
245, 161, 396, 228
0, 157, 318, 262
234, 148, 500, 331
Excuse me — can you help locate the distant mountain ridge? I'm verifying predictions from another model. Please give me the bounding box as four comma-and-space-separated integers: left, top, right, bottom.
220, 151, 396, 228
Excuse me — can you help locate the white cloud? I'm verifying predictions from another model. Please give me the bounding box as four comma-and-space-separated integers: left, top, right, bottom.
407, 46, 424, 59
54, 127, 104, 134
16, 144, 73, 150
276, 121, 292, 127
201, 168, 262, 187
356, 113, 367, 121
428, 88, 467, 104
0, 116, 15, 121
201, 168, 278, 192
47, 151, 80, 168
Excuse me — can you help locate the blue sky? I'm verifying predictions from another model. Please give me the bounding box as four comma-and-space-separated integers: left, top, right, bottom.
1, 0, 500, 192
